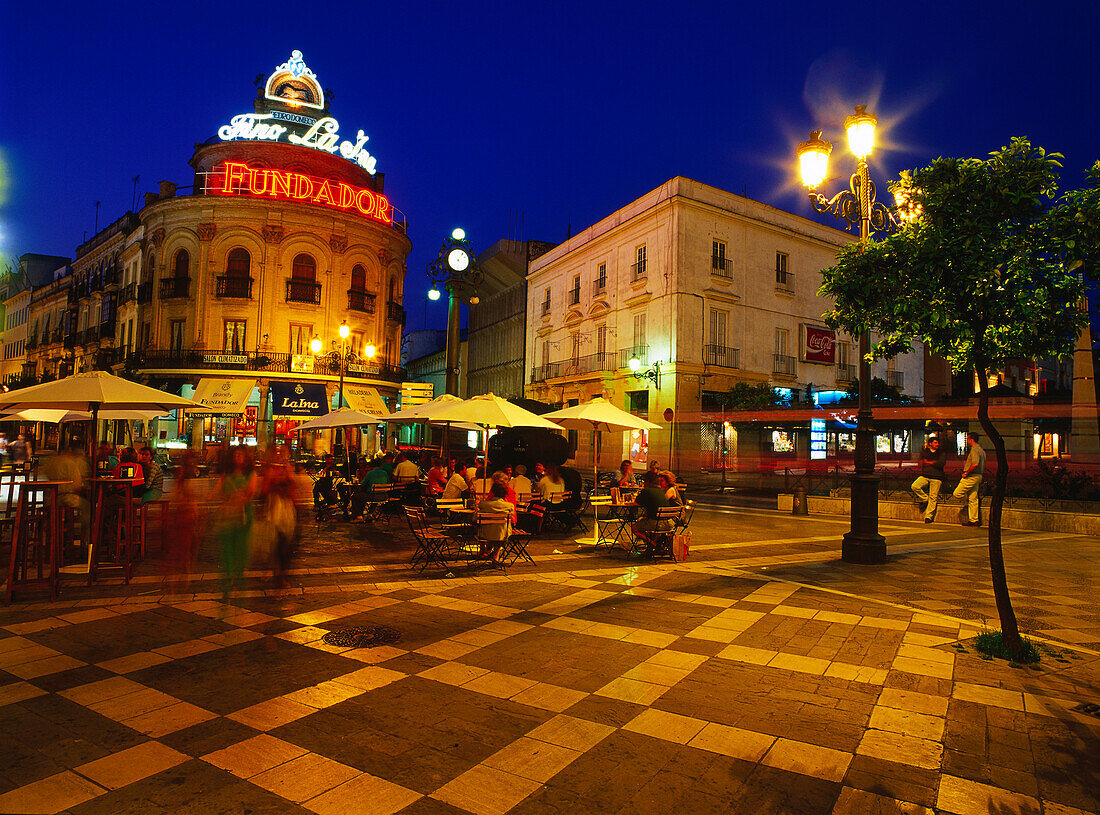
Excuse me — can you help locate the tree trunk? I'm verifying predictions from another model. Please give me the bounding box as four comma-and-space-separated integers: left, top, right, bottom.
975, 364, 1024, 656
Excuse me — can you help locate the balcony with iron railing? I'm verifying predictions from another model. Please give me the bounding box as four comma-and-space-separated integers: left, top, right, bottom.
50, 328, 62, 345
887, 370, 905, 390
348, 290, 376, 313
704, 344, 740, 368
386, 301, 406, 325
216, 275, 253, 299
836, 363, 857, 383
773, 353, 797, 376
137, 282, 152, 303
774, 273, 794, 295
631, 259, 647, 280
569, 287, 581, 306
540, 300, 551, 316
135, 349, 405, 383
160, 277, 190, 299
25, 336, 38, 351
619, 345, 648, 369
711, 257, 734, 279
99, 320, 116, 340
286, 278, 321, 304
80, 327, 99, 346
118, 283, 136, 304
592, 278, 607, 296
63, 333, 76, 349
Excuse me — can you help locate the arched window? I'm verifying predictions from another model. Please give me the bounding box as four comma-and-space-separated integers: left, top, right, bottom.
350, 264, 366, 292
292, 253, 316, 280
226, 248, 250, 278
388, 276, 396, 302
147, 253, 156, 280
173, 249, 189, 279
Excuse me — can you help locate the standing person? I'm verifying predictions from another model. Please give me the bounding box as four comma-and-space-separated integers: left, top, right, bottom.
952, 432, 987, 527
217, 447, 258, 600
0, 432, 8, 466
10, 433, 29, 469
911, 435, 947, 523
261, 446, 298, 588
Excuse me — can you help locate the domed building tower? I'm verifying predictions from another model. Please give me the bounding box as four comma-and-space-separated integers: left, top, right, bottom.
132, 50, 410, 449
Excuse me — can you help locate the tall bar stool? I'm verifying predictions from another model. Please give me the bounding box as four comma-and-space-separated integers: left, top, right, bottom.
5, 480, 67, 603
87, 477, 134, 585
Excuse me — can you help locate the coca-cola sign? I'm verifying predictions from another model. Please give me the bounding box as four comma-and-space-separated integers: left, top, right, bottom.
802, 325, 836, 364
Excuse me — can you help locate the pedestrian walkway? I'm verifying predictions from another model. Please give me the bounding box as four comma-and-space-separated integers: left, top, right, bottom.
0, 507, 1098, 813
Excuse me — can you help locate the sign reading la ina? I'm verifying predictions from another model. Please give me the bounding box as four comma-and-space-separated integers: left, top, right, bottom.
216, 50, 380, 175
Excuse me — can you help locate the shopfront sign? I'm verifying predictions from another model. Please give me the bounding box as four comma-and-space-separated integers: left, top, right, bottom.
810, 417, 827, 460
192, 378, 255, 415
801, 325, 836, 364
342, 383, 389, 416
235, 406, 257, 436
202, 353, 247, 366
271, 381, 327, 418
208, 161, 393, 225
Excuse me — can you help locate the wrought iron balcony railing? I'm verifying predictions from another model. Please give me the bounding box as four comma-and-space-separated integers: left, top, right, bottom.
286, 279, 321, 304
217, 275, 254, 299
704, 344, 740, 368
160, 277, 190, 299
347, 289, 376, 313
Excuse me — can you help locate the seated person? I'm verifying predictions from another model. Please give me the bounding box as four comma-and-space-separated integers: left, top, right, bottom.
616, 460, 636, 488
477, 482, 514, 561
536, 463, 566, 502
470, 467, 493, 497
112, 448, 145, 488
393, 453, 419, 484
510, 464, 533, 497
491, 471, 518, 522
349, 461, 390, 519
659, 470, 683, 506
632, 471, 673, 556
137, 447, 164, 503
312, 454, 338, 510
441, 469, 470, 500
97, 443, 119, 474
426, 459, 448, 495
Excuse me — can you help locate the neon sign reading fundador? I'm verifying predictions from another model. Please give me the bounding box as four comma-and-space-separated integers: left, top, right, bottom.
209, 161, 393, 225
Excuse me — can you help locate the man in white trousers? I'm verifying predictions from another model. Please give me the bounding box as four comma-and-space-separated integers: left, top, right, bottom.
952, 432, 986, 526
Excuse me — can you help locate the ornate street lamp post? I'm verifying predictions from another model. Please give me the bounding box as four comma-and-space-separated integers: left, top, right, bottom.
311, 319, 376, 410
796, 105, 900, 565
427, 228, 482, 396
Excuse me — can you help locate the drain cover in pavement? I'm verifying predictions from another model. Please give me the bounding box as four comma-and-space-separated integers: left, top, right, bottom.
322, 625, 403, 648
1070, 702, 1100, 719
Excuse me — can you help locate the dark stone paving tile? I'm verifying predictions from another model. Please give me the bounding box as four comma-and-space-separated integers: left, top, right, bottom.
380, 652, 444, 674
159, 716, 261, 757
568, 594, 718, 635
27, 663, 115, 693
733, 764, 842, 814
16, 694, 148, 752
640, 572, 768, 600
69, 759, 245, 815
666, 636, 726, 658
397, 796, 469, 814
245, 618, 301, 635
318, 603, 487, 652
169, 777, 315, 815
843, 754, 938, 808
507, 610, 557, 626
460, 626, 657, 693
438, 580, 581, 610
128, 636, 359, 715
564, 695, 647, 728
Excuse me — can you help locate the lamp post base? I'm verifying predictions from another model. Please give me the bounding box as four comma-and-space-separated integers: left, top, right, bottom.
842, 473, 886, 564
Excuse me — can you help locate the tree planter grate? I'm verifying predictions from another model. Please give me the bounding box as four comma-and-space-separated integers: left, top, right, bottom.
322, 625, 403, 648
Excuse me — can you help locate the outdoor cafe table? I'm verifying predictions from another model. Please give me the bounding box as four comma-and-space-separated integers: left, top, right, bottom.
87, 477, 138, 585
5, 480, 69, 603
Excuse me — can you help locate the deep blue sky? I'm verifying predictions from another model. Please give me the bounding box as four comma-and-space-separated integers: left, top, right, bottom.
4, 1, 1098, 333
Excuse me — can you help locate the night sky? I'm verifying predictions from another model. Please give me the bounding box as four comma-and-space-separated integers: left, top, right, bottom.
4, 1, 1098, 333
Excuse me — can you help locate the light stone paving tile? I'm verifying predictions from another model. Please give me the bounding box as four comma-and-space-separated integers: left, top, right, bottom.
121, 701, 216, 738
417, 662, 491, 687
621, 662, 692, 687
527, 714, 616, 752
304, 639, 353, 655
0, 636, 36, 654
60, 676, 147, 706
221, 611, 279, 627
88, 687, 179, 722
250, 752, 362, 804
867, 706, 945, 742
691, 595, 738, 608
823, 663, 862, 682
304, 772, 422, 815
855, 667, 890, 685
478, 619, 534, 636
742, 584, 799, 603
953, 682, 1025, 711
462, 671, 539, 699
704, 615, 759, 633
910, 613, 959, 630
6, 654, 86, 680
761, 738, 852, 783
3, 618, 67, 635
858, 616, 911, 631
153, 638, 223, 659
509, 682, 588, 713
227, 697, 317, 731
892, 655, 954, 680
333, 666, 406, 691
96, 651, 174, 674
686, 625, 744, 643
0, 681, 47, 707
833, 786, 934, 814
283, 681, 367, 709
877, 688, 950, 718
56, 607, 119, 624
581, 622, 638, 641
936, 774, 1040, 815
624, 708, 707, 744
1021, 693, 1079, 718
340, 645, 407, 664
203, 733, 309, 779
814, 610, 862, 625
594, 677, 668, 706
646, 650, 709, 671
716, 644, 778, 665
76, 740, 189, 790
857, 728, 943, 770
0, 770, 105, 814
767, 652, 831, 676
903, 632, 957, 648
687, 722, 776, 762
449, 629, 510, 647
771, 604, 817, 619
285, 610, 343, 625
896, 643, 955, 665
0, 643, 62, 668
432, 763, 543, 815
482, 736, 583, 783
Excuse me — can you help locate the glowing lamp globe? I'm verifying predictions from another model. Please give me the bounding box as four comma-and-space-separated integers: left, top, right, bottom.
845, 105, 877, 159
451, 227, 466, 241
338, 321, 350, 340
628, 356, 642, 372
797, 130, 831, 189
309, 337, 322, 354
469, 294, 480, 305
428, 287, 441, 301
364, 344, 376, 358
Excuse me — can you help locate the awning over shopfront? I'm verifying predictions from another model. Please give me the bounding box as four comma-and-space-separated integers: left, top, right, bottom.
341, 383, 390, 416
271, 381, 328, 418
191, 378, 256, 414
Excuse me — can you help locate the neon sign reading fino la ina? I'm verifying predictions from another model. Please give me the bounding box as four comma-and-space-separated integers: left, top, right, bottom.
208, 161, 392, 225
218, 114, 378, 175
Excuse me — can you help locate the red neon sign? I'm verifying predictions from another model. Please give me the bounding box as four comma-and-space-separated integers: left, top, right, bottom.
208, 160, 393, 225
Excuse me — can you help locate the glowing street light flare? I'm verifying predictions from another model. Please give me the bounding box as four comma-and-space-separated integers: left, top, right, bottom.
428, 287, 441, 301
338, 320, 350, 340
364, 344, 376, 358
310, 337, 322, 354
797, 130, 832, 189
451, 227, 465, 241
845, 105, 877, 159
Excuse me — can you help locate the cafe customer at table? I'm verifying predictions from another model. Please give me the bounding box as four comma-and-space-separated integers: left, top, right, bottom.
632, 470, 673, 557
393, 453, 419, 484
477, 481, 514, 562
426, 458, 448, 496
137, 447, 164, 503
112, 448, 145, 487
43, 442, 90, 534
442, 468, 470, 500
510, 464, 533, 497
616, 460, 636, 489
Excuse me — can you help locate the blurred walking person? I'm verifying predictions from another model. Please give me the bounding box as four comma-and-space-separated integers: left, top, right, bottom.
166, 451, 200, 595
217, 447, 258, 600
261, 445, 298, 588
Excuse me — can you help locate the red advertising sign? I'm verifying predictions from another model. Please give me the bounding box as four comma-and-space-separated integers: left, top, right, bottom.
235, 406, 257, 436
802, 325, 836, 364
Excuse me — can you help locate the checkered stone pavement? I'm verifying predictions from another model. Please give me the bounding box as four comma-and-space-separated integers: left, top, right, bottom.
1, 538, 1099, 814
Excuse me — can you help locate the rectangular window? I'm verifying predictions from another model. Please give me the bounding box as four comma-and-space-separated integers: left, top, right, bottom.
597, 263, 607, 289
570, 274, 581, 305
170, 320, 185, 354
836, 341, 850, 366
224, 320, 246, 354
627, 390, 649, 415
634, 245, 647, 278
570, 331, 581, 363
596, 325, 607, 355
775, 252, 790, 285
541, 288, 551, 315
542, 340, 551, 365
775, 328, 788, 356
289, 323, 313, 356
633, 312, 647, 349
712, 240, 730, 275
710, 309, 728, 348
140, 322, 150, 350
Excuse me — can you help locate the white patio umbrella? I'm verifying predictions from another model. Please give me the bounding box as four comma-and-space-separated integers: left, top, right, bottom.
3, 409, 169, 423
544, 397, 661, 494
293, 407, 386, 432
385, 394, 469, 462
429, 393, 564, 474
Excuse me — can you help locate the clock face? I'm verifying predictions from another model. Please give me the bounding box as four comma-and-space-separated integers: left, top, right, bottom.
447, 248, 470, 272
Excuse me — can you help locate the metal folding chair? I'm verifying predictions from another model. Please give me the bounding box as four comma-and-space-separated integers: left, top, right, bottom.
404, 507, 451, 573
